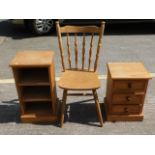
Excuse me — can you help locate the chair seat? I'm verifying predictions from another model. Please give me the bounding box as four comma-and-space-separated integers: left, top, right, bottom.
58, 70, 100, 90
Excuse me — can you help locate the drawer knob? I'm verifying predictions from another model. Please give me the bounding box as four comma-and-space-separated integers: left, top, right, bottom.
128, 83, 132, 89
124, 107, 128, 113
126, 96, 131, 102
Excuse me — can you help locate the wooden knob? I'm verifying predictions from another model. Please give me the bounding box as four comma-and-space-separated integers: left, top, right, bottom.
128, 82, 132, 89
126, 96, 131, 102
124, 107, 128, 113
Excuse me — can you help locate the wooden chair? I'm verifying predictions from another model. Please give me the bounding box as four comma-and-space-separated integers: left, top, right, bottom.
56, 21, 105, 127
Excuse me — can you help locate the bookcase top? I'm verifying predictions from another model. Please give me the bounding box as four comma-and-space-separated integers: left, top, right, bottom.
10, 51, 55, 67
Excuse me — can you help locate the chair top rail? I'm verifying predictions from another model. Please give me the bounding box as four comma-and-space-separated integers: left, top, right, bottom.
59, 25, 101, 33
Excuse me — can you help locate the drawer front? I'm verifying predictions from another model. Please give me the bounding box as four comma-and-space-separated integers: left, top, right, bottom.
112, 94, 143, 105
111, 105, 142, 115
113, 80, 146, 92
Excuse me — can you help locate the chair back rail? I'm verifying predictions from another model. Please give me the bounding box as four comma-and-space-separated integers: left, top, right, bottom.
56, 21, 105, 72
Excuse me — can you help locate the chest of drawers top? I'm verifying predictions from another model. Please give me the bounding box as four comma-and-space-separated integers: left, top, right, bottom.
107, 62, 151, 80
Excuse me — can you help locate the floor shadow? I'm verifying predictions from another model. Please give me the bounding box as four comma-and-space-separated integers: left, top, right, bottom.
0, 99, 21, 123
63, 99, 106, 127
0, 98, 107, 126
0, 98, 60, 126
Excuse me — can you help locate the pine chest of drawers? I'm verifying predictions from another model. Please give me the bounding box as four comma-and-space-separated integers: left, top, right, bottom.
105, 63, 151, 121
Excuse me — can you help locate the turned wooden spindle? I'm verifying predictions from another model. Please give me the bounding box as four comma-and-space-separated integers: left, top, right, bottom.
67, 33, 71, 69
88, 33, 94, 71
82, 33, 85, 70
74, 33, 78, 69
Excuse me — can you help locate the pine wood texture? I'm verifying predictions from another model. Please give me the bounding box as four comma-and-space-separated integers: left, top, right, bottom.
56, 21, 105, 71
10, 51, 57, 123
88, 33, 94, 70
67, 33, 71, 68
105, 62, 151, 121
93, 90, 103, 127
58, 70, 100, 90
74, 33, 78, 69
56, 21, 105, 127
10, 51, 54, 67
59, 25, 101, 33
108, 62, 151, 79
60, 89, 67, 128
82, 33, 86, 70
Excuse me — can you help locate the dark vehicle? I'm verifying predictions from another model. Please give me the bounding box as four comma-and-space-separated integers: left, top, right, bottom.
11, 19, 57, 35
11, 19, 154, 35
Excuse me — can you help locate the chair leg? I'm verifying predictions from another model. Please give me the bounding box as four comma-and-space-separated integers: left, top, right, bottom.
60, 89, 67, 128
92, 89, 104, 127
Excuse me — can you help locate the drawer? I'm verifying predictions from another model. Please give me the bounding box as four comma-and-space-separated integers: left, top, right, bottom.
113, 80, 146, 92
111, 105, 142, 115
112, 94, 143, 105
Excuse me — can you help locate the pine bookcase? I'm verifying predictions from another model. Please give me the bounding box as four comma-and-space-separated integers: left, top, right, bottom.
10, 51, 57, 123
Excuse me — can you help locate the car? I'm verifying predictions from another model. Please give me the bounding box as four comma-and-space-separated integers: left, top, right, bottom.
11, 19, 105, 35
11, 19, 56, 35
10, 19, 154, 35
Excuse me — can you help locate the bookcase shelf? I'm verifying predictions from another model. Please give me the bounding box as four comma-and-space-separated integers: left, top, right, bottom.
17, 68, 50, 86
21, 86, 51, 102
24, 102, 52, 116
10, 51, 57, 123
